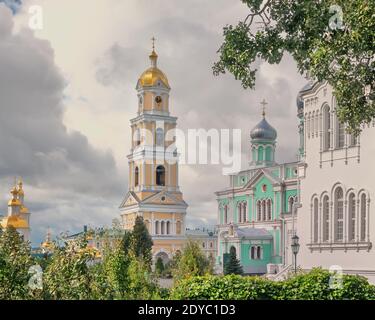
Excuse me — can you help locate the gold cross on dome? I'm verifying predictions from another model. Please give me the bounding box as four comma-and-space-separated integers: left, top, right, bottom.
151, 36, 156, 51
260, 99, 268, 117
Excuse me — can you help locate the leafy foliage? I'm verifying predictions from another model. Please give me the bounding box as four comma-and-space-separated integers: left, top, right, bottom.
0, 227, 35, 300
171, 240, 213, 283
213, 0, 375, 134
155, 257, 165, 275
171, 268, 375, 300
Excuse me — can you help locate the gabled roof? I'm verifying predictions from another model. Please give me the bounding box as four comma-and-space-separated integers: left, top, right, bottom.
243, 168, 282, 190
142, 190, 188, 207
119, 191, 140, 209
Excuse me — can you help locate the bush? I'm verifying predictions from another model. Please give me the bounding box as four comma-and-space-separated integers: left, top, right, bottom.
171, 268, 375, 300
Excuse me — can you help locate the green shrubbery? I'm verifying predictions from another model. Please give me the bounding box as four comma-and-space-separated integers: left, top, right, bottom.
171, 268, 375, 300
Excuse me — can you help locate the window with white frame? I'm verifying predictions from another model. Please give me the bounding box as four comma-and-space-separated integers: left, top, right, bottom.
322, 195, 330, 242
313, 198, 319, 243
323, 105, 331, 150
334, 187, 344, 241
337, 119, 345, 148
360, 194, 367, 241
348, 193, 356, 241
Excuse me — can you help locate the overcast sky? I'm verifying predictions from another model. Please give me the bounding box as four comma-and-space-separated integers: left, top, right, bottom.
0, 0, 306, 246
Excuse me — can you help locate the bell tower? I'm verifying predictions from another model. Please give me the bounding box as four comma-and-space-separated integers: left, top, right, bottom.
120, 39, 188, 263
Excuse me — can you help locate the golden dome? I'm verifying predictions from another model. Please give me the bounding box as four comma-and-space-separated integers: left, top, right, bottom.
138, 47, 170, 89
138, 67, 170, 89
1, 215, 28, 229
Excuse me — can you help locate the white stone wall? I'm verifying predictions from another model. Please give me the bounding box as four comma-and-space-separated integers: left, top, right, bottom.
297, 82, 375, 282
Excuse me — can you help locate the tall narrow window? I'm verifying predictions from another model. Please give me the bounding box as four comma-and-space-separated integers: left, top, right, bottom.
323, 195, 330, 242
337, 120, 345, 148
243, 202, 247, 222
161, 221, 165, 235
349, 134, 358, 147
250, 246, 255, 259
323, 106, 331, 150
257, 201, 262, 221
348, 193, 356, 241
313, 198, 319, 243
238, 203, 242, 223
156, 165, 165, 186
156, 128, 164, 146
311, 111, 315, 136
360, 194, 367, 241
134, 166, 139, 187
257, 246, 262, 260
155, 221, 160, 235
267, 199, 272, 220
334, 187, 344, 241
166, 221, 171, 235
289, 196, 295, 213
262, 200, 266, 221
224, 205, 228, 224
315, 111, 319, 133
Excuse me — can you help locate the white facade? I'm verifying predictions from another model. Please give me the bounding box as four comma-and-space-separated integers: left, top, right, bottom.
297, 81, 375, 282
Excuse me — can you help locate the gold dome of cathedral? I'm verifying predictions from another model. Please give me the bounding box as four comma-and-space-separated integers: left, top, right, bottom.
138, 45, 170, 89
1, 215, 28, 229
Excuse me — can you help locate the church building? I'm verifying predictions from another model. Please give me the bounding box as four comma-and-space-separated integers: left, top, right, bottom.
119, 41, 188, 264
215, 103, 299, 274
0, 179, 31, 242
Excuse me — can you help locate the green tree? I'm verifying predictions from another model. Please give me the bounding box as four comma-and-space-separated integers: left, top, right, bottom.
213, 0, 374, 135
155, 257, 165, 276
43, 236, 95, 300
172, 240, 212, 283
131, 216, 153, 267
0, 227, 35, 300
224, 246, 243, 275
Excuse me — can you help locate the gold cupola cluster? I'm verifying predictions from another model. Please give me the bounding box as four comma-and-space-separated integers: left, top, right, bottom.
0, 178, 30, 232
137, 38, 170, 89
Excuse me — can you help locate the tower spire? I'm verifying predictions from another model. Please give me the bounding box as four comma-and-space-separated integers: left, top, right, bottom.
149, 36, 158, 68
260, 99, 268, 118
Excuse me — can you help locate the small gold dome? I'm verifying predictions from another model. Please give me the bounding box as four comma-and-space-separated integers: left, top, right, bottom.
1, 215, 28, 229
138, 67, 170, 89
138, 47, 170, 89
8, 198, 21, 206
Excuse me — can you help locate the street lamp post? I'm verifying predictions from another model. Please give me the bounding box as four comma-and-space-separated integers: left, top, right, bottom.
291, 235, 300, 274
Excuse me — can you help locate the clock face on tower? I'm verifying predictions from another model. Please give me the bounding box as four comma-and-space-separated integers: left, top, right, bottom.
155, 96, 162, 105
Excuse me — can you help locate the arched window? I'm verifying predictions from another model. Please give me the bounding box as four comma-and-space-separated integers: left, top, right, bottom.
360, 194, 367, 241
156, 165, 165, 186
349, 134, 358, 147
288, 196, 295, 213
257, 201, 262, 221
334, 187, 344, 241
224, 205, 228, 224
156, 128, 164, 146
257, 246, 262, 260
267, 199, 272, 220
337, 119, 345, 148
134, 166, 139, 187
323, 105, 331, 150
230, 246, 236, 256
262, 200, 266, 221
166, 221, 171, 235
243, 202, 247, 222
238, 202, 242, 223
313, 198, 319, 243
250, 246, 255, 259
258, 146, 264, 162
161, 221, 165, 235
322, 195, 330, 242
155, 221, 160, 235
348, 193, 356, 242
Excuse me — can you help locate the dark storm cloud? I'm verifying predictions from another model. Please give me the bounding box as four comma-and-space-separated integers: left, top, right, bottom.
0, 5, 123, 243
